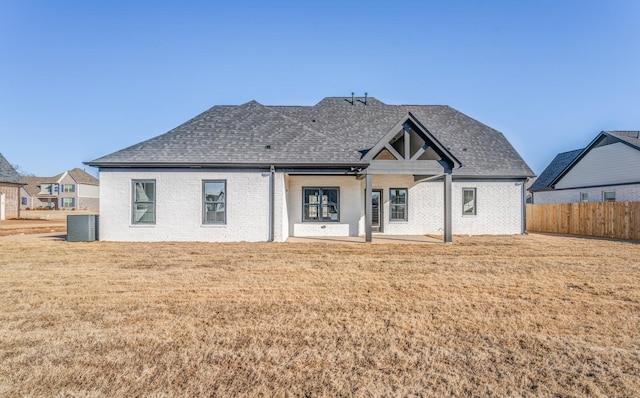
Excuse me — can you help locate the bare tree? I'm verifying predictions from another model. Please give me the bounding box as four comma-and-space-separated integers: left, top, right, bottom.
12, 164, 35, 177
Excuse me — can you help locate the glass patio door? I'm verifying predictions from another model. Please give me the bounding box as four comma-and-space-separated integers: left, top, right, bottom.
372, 190, 382, 232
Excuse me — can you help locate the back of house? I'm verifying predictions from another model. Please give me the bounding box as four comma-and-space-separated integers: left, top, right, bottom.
86, 96, 534, 242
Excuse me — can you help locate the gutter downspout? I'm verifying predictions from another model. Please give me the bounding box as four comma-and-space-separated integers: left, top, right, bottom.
443, 173, 452, 243
521, 178, 528, 235
268, 165, 275, 242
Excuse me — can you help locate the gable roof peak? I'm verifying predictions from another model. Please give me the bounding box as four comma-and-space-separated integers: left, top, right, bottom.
604, 130, 640, 146
240, 100, 263, 107
361, 112, 460, 168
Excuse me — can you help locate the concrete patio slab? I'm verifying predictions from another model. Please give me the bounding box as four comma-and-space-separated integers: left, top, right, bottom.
286, 235, 442, 244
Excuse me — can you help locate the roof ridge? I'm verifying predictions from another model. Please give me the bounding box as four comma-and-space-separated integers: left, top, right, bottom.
267, 107, 329, 140
233, 100, 329, 139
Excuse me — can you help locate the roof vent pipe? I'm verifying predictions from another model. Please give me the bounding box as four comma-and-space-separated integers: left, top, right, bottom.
351, 92, 355, 105
364, 92, 368, 106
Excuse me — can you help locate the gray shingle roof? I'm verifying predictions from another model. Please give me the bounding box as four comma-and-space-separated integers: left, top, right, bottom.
21, 176, 46, 196
67, 168, 99, 185
606, 130, 640, 149
0, 153, 25, 184
528, 149, 583, 192
87, 97, 534, 178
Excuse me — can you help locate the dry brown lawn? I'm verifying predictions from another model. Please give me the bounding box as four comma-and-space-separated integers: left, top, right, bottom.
0, 234, 639, 397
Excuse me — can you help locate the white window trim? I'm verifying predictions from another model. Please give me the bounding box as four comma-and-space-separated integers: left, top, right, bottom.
580, 192, 589, 202
462, 188, 477, 216
131, 180, 156, 225
203, 180, 227, 225
602, 190, 616, 202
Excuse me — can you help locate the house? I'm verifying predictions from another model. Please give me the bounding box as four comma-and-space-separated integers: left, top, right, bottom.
86, 96, 534, 242
0, 153, 26, 220
529, 131, 640, 204
20, 168, 100, 211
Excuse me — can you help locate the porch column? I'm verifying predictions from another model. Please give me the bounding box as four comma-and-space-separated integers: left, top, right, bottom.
365, 173, 373, 243
444, 173, 452, 243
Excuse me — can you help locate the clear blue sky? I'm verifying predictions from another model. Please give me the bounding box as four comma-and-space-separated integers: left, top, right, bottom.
1, 0, 639, 177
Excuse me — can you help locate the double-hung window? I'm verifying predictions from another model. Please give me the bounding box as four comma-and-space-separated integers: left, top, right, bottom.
132, 180, 155, 224
580, 192, 589, 202
303, 187, 339, 221
203, 180, 226, 224
61, 197, 75, 208
603, 191, 616, 202
463, 188, 476, 215
390, 188, 408, 221
62, 184, 75, 192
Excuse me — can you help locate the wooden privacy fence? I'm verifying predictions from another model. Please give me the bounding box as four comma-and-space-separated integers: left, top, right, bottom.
526, 202, 640, 241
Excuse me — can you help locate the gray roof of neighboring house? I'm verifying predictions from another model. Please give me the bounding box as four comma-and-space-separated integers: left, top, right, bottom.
0, 153, 25, 185
606, 130, 640, 149
67, 168, 99, 185
86, 97, 534, 178
528, 149, 583, 192
21, 176, 45, 196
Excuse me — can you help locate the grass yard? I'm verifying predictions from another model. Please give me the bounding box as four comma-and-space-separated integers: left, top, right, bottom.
0, 234, 639, 397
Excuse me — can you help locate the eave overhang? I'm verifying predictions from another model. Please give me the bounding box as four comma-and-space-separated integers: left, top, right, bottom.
85, 161, 533, 180
84, 161, 368, 172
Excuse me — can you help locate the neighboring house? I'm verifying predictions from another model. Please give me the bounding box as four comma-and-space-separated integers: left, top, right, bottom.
86, 96, 534, 242
524, 177, 537, 203
529, 131, 640, 204
20, 168, 100, 211
0, 153, 26, 220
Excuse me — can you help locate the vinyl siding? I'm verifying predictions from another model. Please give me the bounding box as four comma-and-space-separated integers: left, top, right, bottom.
555, 143, 640, 189
78, 183, 99, 198
532, 183, 640, 204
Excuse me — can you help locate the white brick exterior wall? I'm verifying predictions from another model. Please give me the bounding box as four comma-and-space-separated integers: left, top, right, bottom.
287, 175, 524, 237
360, 175, 444, 235
273, 173, 289, 242
99, 169, 271, 242
286, 175, 362, 237
452, 180, 523, 235
100, 170, 525, 241
532, 183, 640, 204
